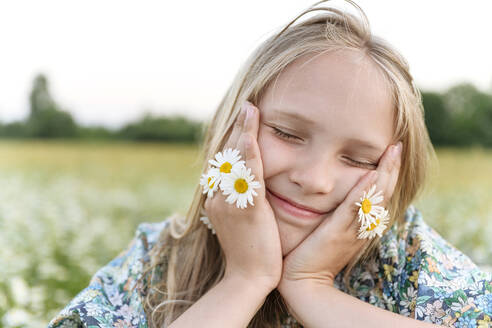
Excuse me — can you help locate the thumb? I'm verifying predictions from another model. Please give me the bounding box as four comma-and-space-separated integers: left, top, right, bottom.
237, 101, 265, 196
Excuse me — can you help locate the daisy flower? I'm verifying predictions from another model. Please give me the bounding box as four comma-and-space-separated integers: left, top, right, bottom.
208, 148, 245, 175
355, 184, 387, 228
356, 209, 390, 239
220, 165, 261, 209
200, 216, 216, 234
199, 167, 220, 197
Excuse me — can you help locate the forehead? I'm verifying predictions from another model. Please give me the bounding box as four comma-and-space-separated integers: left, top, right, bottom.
259, 49, 395, 149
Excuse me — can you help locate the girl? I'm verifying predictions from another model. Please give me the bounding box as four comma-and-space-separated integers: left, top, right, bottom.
48, 1, 492, 327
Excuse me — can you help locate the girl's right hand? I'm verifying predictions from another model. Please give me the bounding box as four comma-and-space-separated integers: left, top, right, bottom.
204, 101, 283, 291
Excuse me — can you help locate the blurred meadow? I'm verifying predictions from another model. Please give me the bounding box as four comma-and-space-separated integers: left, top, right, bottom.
0, 139, 491, 326
2, 1, 492, 326
0, 140, 203, 326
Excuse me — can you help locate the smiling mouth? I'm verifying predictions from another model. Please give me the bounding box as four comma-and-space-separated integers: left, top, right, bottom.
266, 188, 329, 219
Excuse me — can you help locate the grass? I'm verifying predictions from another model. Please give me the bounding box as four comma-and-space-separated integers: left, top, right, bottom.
0, 140, 490, 327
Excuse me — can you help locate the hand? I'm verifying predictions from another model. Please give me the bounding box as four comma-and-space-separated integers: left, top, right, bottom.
204, 101, 283, 291
278, 141, 402, 289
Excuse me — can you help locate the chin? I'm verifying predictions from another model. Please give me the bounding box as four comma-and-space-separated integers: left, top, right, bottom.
276, 217, 317, 257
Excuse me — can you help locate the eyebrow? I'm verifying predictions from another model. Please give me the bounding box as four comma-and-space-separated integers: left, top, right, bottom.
271, 109, 316, 126
344, 137, 384, 154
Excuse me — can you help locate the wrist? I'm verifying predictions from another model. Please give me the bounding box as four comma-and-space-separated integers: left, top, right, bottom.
222, 272, 277, 297
278, 277, 334, 297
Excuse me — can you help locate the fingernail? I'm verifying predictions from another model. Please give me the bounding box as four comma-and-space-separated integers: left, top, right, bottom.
392, 142, 402, 157
241, 101, 249, 116
246, 102, 255, 121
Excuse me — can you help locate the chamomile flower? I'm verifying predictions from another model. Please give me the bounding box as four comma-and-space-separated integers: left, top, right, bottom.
199, 167, 220, 197
356, 209, 390, 239
355, 184, 387, 228
208, 148, 246, 174
220, 165, 261, 209
200, 216, 216, 234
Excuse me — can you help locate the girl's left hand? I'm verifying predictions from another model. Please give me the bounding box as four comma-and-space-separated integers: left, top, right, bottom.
278, 141, 402, 288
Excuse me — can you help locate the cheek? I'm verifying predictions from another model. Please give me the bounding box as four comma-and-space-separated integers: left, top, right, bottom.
257, 127, 294, 179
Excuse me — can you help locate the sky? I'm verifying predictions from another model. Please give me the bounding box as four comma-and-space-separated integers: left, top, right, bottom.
1, 0, 491, 129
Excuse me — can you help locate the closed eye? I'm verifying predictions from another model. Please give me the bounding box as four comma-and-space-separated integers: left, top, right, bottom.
344, 157, 377, 169
271, 127, 301, 141
271, 125, 377, 168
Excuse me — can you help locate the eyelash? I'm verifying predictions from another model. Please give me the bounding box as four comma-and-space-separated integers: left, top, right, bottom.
272, 127, 299, 140
345, 157, 377, 169
272, 127, 377, 168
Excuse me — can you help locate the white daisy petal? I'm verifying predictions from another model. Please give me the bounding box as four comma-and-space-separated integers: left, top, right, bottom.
372, 195, 384, 204
199, 167, 221, 198
219, 165, 261, 209
208, 148, 246, 175
225, 193, 236, 205
372, 189, 383, 197
247, 192, 254, 206
208, 159, 219, 167
239, 197, 247, 209
232, 161, 246, 172
254, 181, 260, 189
354, 184, 390, 239
357, 210, 390, 239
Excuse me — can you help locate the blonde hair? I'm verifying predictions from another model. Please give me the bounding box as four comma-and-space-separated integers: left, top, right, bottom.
137, 1, 436, 326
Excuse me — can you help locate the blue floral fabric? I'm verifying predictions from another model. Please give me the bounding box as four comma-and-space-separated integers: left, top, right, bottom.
47, 220, 169, 328
48, 206, 492, 327
333, 205, 492, 327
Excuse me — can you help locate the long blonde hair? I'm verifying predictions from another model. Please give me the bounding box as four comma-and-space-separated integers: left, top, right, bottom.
137, 1, 436, 326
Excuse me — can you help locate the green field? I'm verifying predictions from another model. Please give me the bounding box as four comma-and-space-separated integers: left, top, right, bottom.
0, 140, 491, 327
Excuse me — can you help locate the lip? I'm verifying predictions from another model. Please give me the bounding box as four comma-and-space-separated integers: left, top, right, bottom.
266, 188, 327, 219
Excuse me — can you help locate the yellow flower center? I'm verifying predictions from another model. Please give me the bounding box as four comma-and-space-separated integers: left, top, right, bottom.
220, 162, 232, 173
366, 218, 381, 231
207, 177, 215, 189
361, 198, 372, 214
234, 178, 248, 193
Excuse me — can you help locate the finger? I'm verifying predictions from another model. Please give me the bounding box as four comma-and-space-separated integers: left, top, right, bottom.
374, 141, 402, 207
345, 142, 402, 239
332, 170, 379, 230
223, 102, 248, 150
385, 142, 402, 203
242, 101, 259, 140
236, 102, 265, 195
203, 179, 227, 227
204, 197, 211, 214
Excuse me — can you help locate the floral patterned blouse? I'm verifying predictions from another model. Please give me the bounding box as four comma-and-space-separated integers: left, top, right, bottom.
48, 205, 492, 327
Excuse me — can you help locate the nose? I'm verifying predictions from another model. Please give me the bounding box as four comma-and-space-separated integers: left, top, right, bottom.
288, 151, 336, 195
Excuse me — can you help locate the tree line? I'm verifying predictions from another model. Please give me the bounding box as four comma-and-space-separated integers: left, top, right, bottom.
0, 74, 205, 143
422, 84, 492, 147
1, 74, 491, 147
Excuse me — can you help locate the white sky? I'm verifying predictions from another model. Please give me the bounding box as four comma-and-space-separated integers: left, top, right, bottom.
0, 0, 491, 129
